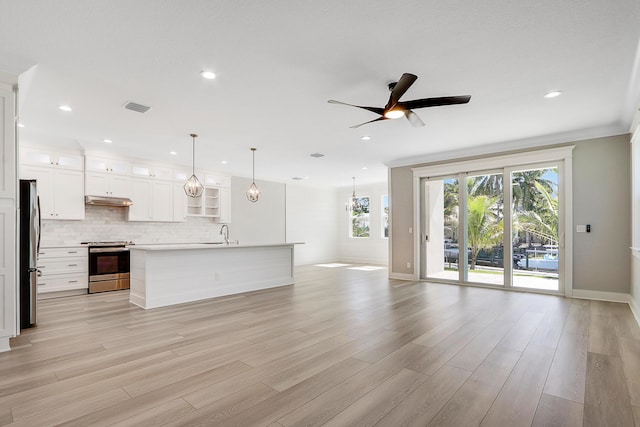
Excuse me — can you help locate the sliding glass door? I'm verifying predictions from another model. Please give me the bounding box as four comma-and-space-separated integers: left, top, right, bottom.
419, 158, 564, 294
511, 165, 560, 291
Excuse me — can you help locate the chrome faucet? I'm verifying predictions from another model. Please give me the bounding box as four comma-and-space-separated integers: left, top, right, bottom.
220, 224, 229, 244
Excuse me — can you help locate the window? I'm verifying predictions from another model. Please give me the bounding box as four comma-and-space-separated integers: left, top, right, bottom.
382, 195, 389, 238
349, 196, 370, 237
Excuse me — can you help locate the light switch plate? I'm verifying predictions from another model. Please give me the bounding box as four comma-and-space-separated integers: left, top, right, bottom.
577, 225, 586, 233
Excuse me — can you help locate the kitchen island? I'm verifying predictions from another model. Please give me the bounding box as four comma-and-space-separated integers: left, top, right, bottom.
129, 242, 301, 309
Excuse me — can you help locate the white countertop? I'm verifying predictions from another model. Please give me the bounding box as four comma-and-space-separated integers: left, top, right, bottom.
130, 242, 304, 251
41, 244, 87, 249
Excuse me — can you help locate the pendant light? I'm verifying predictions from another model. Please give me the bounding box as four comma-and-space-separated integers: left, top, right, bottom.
346, 176, 362, 212
246, 147, 261, 202
184, 133, 204, 198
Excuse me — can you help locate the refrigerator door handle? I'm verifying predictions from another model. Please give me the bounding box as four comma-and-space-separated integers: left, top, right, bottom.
36, 196, 41, 255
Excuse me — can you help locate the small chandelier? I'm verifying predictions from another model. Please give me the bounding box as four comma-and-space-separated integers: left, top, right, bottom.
184, 133, 204, 198
246, 147, 261, 202
346, 177, 362, 212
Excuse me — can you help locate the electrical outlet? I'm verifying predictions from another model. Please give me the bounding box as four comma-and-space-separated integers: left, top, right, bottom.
406, 262, 411, 269
215, 272, 220, 281
409, 227, 413, 234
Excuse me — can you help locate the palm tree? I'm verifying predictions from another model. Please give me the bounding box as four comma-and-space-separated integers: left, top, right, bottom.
512, 169, 557, 246
443, 180, 459, 241
467, 195, 503, 269
514, 181, 558, 245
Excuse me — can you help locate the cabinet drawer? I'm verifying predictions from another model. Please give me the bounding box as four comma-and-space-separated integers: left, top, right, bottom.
37, 258, 87, 275
37, 274, 88, 293
38, 247, 87, 259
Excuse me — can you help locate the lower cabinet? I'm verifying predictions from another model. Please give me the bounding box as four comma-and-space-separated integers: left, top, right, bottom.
37, 247, 88, 296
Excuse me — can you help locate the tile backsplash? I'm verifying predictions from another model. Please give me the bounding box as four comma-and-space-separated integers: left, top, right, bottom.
41, 205, 223, 246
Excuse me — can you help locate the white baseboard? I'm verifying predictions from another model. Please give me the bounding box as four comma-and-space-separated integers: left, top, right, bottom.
571, 289, 631, 303
389, 272, 417, 281
0, 337, 10, 353
629, 296, 640, 328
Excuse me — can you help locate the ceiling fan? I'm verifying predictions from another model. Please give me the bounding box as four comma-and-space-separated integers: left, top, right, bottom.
328, 73, 471, 128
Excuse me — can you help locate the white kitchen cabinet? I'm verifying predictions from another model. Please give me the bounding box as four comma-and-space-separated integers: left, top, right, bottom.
187, 186, 225, 218
128, 179, 153, 221
152, 181, 174, 221
85, 156, 131, 175
85, 172, 131, 198
215, 187, 231, 223
204, 173, 231, 188
21, 166, 85, 220
20, 147, 84, 171
128, 178, 176, 222
132, 164, 173, 181
173, 183, 187, 222
36, 246, 88, 296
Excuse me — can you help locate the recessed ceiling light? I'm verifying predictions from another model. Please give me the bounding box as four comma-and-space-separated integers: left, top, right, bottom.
544, 90, 563, 99
361, 135, 371, 141
362, 167, 368, 170
103, 139, 112, 144
17, 123, 24, 128
201, 70, 216, 80
221, 160, 228, 164
59, 105, 72, 112
170, 151, 177, 155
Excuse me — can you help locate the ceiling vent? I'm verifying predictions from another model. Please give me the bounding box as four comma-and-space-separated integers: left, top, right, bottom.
123, 101, 151, 113
310, 153, 325, 158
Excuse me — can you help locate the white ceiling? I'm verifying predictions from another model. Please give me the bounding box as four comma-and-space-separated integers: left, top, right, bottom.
2, 0, 640, 187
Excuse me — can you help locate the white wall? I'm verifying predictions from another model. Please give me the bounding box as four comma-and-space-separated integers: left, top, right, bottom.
337, 181, 389, 265
630, 119, 640, 321
230, 176, 286, 244
286, 184, 338, 265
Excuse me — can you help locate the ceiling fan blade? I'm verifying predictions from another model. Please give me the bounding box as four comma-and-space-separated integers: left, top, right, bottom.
405, 110, 425, 127
328, 100, 384, 115
400, 95, 471, 110
385, 73, 418, 111
349, 116, 387, 128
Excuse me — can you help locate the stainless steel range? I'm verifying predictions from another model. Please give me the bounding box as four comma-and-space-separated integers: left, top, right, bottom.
82, 241, 133, 293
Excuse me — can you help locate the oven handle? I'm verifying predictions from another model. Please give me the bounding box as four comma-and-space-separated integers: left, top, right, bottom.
89, 247, 130, 253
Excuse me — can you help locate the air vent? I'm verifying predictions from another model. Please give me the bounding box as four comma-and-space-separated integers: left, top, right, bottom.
310, 153, 325, 158
123, 101, 151, 113
291, 177, 303, 180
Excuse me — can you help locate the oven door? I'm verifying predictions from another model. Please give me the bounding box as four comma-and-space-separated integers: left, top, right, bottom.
89, 247, 130, 280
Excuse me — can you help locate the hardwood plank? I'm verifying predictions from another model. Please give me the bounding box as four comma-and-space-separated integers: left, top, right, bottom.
0, 409, 12, 426
617, 337, 640, 406
320, 368, 427, 427
108, 398, 195, 427
588, 313, 620, 357
278, 343, 432, 427
497, 311, 544, 352
584, 352, 634, 427
428, 347, 522, 427
163, 383, 277, 426
447, 320, 515, 372
632, 405, 640, 426
376, 365, 471, 426
543, 330, 588, 404
480, 344, 555, 427
531, 393, 583, 427
215, 357, 370, 427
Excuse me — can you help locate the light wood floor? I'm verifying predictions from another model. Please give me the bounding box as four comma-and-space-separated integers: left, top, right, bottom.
2, 264, 640, 426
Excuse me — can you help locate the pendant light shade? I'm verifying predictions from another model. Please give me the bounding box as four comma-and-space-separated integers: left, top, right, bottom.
246, 147, 261, 202
346, 177, 362, 212
184, 133, 204, 198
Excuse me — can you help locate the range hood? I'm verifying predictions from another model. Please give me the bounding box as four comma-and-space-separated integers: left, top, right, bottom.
85, 195, 133, 207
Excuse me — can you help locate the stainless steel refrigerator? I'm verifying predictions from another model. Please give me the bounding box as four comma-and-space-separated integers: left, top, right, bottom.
19, 179, 40, 329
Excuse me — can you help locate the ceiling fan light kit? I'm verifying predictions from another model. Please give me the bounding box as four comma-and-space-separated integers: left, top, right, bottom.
328, 72, 471, 128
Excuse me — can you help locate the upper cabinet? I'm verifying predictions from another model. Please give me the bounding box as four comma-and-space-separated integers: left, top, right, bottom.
20, 166, 85, 220
85, 156, 131, 175
85, 172, 130, 198
20, 147, 83, 171
131, 164, 173, 181
204, 174, 231, 188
